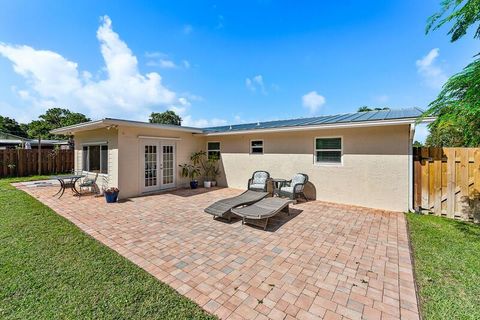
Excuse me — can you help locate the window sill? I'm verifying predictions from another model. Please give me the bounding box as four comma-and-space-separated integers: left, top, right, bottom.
313, 162, 343, 167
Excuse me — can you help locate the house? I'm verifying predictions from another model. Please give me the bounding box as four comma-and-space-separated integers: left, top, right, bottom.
0, 131, 70, 150
51, 107, 432, 212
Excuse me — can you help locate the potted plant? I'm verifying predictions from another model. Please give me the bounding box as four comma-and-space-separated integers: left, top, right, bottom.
179, 163, 201, 189
206, 155, 221, 187
104, 187, 119, 203
190, 151, 213, 188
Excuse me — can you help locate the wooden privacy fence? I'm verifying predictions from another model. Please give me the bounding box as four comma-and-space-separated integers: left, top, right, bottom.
0, 149, 74, 178
413, 147, 480, 222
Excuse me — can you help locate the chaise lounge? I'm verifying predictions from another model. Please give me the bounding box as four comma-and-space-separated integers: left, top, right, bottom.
231, 197, 293, 230
204, 190, 269, 221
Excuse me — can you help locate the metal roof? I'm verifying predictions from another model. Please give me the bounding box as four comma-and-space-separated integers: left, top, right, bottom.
202, 107, 425, 134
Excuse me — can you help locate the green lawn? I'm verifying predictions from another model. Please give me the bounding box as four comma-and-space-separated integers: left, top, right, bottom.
0, 176, 216, 320
407, 213, 480, 320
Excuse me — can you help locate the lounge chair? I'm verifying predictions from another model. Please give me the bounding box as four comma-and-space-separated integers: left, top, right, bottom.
204, 190, 269, 221
231, 197, 293, 230
247, 170, 270, 192
278, 173, 309, 201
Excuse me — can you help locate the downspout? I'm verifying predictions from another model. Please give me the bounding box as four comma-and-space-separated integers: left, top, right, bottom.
408, 124, 416, 212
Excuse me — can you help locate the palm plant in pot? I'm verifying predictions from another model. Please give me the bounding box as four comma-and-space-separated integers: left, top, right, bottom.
179, 163, 201, 189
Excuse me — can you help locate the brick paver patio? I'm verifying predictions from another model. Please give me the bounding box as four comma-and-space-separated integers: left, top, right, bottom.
16, 182, 419, 320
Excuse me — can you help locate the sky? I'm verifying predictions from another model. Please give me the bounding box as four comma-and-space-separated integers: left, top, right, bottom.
0, 1, 478, 141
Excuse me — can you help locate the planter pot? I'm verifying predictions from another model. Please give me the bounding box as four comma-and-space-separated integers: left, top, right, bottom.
104, 191, 119, 203
211, 181, 217, 187
190, 180, 199, 189
204, 181, 212, 188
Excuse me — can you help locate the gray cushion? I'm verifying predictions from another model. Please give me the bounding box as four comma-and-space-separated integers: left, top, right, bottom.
249, 183, 265, 190
253, 172, 268, 185
291, 174, 306, 185
280, 186, 293, 194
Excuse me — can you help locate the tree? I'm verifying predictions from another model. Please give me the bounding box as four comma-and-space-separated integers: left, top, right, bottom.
149, 110, 182, 126
27, 108, 90, 139
423, 0, 480, 146
0, 116, 27, 137
357, 106, 390, 112
413, 140, 424, 147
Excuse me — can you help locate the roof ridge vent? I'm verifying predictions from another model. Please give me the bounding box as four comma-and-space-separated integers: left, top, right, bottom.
257, 122, 260, 126
229, 125, 232, 130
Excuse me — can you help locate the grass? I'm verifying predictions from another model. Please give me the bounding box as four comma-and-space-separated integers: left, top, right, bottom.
407, 213, 480, 320
0, 176, 216, 320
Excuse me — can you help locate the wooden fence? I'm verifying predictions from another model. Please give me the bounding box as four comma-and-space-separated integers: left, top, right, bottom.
0, 149, 74, 178
413, 147, 480, 222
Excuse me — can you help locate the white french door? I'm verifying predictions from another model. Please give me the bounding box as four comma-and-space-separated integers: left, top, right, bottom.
140, 140, 176, 193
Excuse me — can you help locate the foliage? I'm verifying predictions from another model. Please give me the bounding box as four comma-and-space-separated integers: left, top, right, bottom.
413, 140, 424, 147
149, 110, 182, 126
26, 108, 90, 140
407, 213, 480, 319
426, 0, 480, 42
357, 106, 390, 112
178, 163, 201, 180
423, 0, 480, 147
0, 176, 215, 319
0, 116, 27, 137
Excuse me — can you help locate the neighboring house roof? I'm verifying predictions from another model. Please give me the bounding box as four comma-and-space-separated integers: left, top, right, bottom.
51, 107, 433, 136
0, 131, 68, 145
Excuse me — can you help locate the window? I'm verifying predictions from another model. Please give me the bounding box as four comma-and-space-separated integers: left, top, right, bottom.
207, 142, 220, 159
315, 137, 342, 164
82, 144, 108, 173
250, 140, 264, 154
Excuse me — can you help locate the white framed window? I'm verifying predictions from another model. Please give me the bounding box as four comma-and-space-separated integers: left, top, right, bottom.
314, 137, 342, 165
82, 144, 108, 174
250, 140, 264, 154
207, 141, 220, 159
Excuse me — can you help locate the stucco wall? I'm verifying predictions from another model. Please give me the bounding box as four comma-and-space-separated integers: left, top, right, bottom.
116, 126, 204, 198
74, 128, 119, 190
208, 125, 410, 212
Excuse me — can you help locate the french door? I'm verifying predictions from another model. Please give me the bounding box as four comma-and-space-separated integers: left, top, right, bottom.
140, 140, 176, 193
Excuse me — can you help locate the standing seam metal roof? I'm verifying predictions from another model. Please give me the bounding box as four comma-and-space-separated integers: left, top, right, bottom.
202, 107, 424, 133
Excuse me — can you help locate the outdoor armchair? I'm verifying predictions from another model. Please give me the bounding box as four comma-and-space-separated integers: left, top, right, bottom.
247, 170, 270, 192
278, 173, 308, 201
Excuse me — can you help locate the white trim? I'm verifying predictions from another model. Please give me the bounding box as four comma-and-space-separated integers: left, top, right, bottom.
250, 139, 264, 155
202, 117, 436, 136
81, 141, 108, 146
313, 136, 343, 166
408, 124, 415, 212
138, 135, 181, 141
51, 118, 203, 135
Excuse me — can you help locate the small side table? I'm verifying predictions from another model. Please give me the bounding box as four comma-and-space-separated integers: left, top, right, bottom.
271, 178, 286, 197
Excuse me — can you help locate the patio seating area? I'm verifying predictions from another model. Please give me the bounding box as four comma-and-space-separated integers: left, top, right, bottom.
14, 183, 419, 320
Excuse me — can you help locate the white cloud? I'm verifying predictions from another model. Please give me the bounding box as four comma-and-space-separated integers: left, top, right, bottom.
245, 74, 267, 94
0, 15, 182, 121
182, 60, 190, 69
416, 48, 448, 90
144, 52, 189, 69
182, 115, 227, 128
302, 91, 326, 114
374, 94, 389, 104
183, 24, 193, 35
414, 123, 429, 143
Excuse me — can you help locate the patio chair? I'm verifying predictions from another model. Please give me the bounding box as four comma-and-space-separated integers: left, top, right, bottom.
78, 173, 99, 197
231, 197, 293, 230
247, 170, 270, 192
278, 173, 309, 201
204, 190, 269, 221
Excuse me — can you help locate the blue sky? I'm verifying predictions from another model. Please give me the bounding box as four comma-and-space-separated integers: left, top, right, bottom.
0, 1, 478, 140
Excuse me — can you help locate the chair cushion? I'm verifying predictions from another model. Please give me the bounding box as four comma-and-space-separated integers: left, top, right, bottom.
280, 186, 293, 194
253, 172, 268, 185
291, 174, 306, 185
249, 183, 265, 190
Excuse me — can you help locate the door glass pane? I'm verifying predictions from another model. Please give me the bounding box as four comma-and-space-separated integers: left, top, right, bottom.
162, 145, 174, 185
144, 145, 157, 187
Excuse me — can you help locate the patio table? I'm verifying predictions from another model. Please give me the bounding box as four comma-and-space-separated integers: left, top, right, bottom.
51, 174, 85, 198
271, 178, 286, 197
